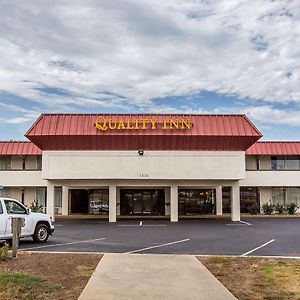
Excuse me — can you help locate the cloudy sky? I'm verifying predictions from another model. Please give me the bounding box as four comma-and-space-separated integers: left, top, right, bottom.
0, 0, 299, 140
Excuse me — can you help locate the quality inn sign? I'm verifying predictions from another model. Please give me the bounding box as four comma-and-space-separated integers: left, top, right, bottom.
95, 116, 192, 131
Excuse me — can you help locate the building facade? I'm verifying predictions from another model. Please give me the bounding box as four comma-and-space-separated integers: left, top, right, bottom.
0, 113, 299, 222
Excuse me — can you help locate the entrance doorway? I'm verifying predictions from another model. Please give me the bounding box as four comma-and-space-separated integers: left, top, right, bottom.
179, 189, 215, 215
70, 189, 89, 214
120, 189, 165, 215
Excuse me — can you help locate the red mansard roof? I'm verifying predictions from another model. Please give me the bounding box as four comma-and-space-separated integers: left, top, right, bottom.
246, 141, 300, 155
0, 141, 42, 155
25, 113, 262, 151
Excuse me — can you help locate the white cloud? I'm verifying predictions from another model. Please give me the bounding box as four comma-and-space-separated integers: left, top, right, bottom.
0, 0, 299, 114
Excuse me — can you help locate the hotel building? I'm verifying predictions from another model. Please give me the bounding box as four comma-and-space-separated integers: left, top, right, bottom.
0, 113, 299, 222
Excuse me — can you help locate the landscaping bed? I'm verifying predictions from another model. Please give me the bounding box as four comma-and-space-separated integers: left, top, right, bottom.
199, 256, 300, 300
0, 252, 102, 300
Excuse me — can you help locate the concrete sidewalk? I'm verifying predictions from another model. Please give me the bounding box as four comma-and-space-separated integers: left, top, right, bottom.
79, 254, 236, 300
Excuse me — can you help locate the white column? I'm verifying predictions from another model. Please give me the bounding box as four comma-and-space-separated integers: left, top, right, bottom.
109, 185, 117, 222
216, 186, 223, 216
46, 181, 55, 221
61, 186, 69, 215
170, 185, 178, 222
231, 181, 240, 221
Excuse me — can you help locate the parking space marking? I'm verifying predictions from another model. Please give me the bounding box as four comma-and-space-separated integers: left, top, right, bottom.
117, 224, 167, 227
239, 220, 252, 226
125, 238, 190, 254
241, 239, 275, 257
21, 237, 106, 251
139, 221, 143, 226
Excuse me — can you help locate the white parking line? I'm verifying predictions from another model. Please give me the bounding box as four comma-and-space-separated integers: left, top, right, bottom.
241, 239, 275, 257
125, 238, 190, 254
139, 221, 143, 226
117, 224, 167, 227
21, 238, 106, 251
239, 220, 252, 226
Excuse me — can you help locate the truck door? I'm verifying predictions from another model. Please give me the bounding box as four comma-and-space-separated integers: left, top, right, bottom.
4, 199, 32, 237
0, 201, 6, 237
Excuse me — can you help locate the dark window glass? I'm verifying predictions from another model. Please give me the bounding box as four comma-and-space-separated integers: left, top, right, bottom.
0, 156, 11, 170
178, 189, 215, 215
286, 156, 300, 170
240, 187, 259, 213
4, 200, 26, 214
0, 202, 3, 214
222, 187, 231, 213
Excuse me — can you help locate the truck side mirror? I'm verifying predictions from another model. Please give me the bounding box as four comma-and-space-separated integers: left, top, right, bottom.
26, 208, 31, 215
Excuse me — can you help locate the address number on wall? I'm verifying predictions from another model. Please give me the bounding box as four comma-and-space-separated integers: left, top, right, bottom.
139, 173, 149, 178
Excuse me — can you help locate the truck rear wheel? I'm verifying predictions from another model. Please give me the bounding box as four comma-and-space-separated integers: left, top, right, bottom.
32, 224, 49, 243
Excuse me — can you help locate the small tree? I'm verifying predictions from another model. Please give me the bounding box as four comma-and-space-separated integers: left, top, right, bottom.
261, 202, 275, 215
249, 203, 260, 215
274, 203, 286, 214
0, 242, 9, 261
286, 203, 297, 215
29, 201, 44, 213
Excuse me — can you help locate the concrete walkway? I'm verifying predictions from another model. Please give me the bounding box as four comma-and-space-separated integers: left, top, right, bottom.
79, 254, 236, 300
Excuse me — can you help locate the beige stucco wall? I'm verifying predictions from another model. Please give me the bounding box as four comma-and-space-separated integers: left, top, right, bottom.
42, 151, 246, 180
241, 171, 300, 187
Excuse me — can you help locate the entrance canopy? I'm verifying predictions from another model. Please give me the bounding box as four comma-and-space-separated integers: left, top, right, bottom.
25, 113, 262, 151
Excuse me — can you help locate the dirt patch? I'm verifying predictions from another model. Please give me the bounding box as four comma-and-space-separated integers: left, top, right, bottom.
199, 256, 300, 300
0, 252, 102, 300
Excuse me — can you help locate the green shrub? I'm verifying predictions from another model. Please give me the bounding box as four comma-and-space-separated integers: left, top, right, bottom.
29, 201, 44, 213
261, 203, 275, 215
274, 203, 286, 214
0, 242, 9, 261
249, 203, 260, 215
286, 203, 297, 215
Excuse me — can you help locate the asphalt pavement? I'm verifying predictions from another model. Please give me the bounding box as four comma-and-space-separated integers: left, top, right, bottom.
13, 218, 300, 257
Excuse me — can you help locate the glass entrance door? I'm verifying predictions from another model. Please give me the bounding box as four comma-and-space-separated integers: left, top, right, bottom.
120, 189, 165, 216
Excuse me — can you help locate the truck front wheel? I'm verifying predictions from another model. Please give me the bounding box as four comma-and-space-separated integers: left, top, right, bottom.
32, 224, 49, 243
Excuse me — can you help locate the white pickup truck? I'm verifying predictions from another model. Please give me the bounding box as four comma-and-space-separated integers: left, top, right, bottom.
0, 197, 54, 243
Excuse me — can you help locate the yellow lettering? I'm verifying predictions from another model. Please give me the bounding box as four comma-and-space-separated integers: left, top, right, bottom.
163, 118, 168, 129
134, 119, 140, 129
126, 119, 134, 129
181, 118, 191, 129
149, 118, 157, 129
117, 119, 126, 130
108, 118, 117, 130
95, 116, 108, 131
169, 118, 179, 129
140, 118, 148, 129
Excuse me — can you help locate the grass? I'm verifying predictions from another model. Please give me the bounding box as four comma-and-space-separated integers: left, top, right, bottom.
0, 272, 61, 300
199, 257, 300, 300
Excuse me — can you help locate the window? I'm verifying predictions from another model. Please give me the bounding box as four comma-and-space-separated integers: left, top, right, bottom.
271, 156, 300, 170
37, 156, 42, 170
0, 156, 11, 170
240, 187, 260, 213
36, 187, 46, 207
272, 187, 285, 205
0, 202, 3, 214
286, 188, 300, 207
55, 187, 62, 208
4, 200, 26, 214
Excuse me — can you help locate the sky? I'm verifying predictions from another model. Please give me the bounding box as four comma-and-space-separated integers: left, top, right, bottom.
0, 0, 299, 140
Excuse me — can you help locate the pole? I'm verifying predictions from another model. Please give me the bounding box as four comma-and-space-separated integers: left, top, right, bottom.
11, 217, 24, 259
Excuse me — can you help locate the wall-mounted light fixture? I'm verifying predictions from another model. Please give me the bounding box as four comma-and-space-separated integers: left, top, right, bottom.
138, 149, 144, 156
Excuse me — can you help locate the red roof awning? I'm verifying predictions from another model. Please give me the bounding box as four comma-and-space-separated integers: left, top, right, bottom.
246, 142, 300, 155
0, 141, 42, 155
25, 113, 262, 151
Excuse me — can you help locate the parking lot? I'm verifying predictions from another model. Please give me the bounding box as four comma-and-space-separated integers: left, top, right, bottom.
14, 218, 300, 257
